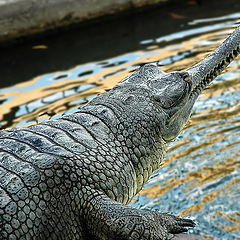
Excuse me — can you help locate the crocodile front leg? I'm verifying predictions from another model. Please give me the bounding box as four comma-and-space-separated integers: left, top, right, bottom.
83, 191, 195, 240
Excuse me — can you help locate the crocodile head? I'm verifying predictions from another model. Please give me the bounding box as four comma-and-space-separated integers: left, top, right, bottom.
144, 66, 193, 141
93, 26, 239, 144
144, 25, 240, 142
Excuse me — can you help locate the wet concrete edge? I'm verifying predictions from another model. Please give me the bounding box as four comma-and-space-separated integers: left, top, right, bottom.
0, 0, 169, 43
173, 233, 205, 240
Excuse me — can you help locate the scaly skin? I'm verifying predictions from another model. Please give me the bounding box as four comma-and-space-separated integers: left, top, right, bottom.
0, 25, 239, 240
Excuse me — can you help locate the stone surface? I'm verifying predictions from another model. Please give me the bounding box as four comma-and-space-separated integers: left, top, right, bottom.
0, 0, 168, 43
173, 233, 205, 240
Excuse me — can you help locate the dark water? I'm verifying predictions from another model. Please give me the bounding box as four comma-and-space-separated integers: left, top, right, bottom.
0, 1, 240, 239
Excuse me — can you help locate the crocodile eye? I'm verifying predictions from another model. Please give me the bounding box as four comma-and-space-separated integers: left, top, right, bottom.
149, 71, 191, 109
180, 72, 191, 83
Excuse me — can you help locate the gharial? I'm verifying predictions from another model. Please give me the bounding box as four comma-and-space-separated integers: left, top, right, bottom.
0, 25, 239, 240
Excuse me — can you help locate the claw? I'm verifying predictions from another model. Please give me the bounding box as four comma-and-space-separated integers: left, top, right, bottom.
179, 218, 196, 227
167, 216, 196, 234
170, 226, 189, 234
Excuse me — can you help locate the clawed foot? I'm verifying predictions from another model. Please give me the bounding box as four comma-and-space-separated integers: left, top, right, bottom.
153, 211, 195, 233
143, 210, 196, 239
84, 194, 196, 240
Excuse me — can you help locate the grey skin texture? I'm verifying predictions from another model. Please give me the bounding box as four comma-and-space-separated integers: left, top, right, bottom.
0, 25, 239, 240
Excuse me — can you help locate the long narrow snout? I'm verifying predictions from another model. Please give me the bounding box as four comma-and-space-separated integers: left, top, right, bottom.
186, 25, 240, 95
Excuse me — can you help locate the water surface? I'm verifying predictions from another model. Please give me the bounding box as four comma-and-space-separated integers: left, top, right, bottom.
0, 2, 239, 239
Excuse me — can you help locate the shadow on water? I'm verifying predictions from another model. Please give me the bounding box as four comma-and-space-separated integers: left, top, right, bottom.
0, 0, 239, 87
0, 0, 240, 239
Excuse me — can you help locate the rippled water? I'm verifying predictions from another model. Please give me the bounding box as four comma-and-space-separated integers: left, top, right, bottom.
0, 3, 240, 240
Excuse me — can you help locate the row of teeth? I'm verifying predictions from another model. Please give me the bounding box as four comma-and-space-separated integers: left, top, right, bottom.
192, 45, 240, 93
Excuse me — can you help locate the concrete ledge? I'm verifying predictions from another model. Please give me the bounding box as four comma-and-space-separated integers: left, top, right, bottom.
0, 0, 168, 43
173, 233, 205, 240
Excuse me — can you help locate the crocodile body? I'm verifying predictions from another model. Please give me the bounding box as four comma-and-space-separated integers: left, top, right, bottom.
0, 25, 239, 240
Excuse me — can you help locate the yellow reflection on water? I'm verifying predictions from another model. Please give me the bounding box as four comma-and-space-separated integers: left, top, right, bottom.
1, 25, 239, 131
32, 45, 48, 50
139, 155, 238, 201
180, 191, 221, 217
215, 211, 240, 232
